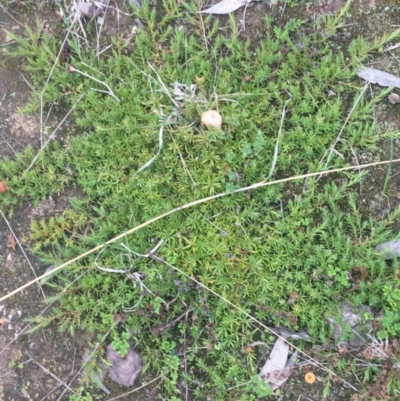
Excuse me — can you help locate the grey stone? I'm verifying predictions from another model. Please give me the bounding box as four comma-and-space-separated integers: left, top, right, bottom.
328, 302, 372, 348
106, 345, 142, 387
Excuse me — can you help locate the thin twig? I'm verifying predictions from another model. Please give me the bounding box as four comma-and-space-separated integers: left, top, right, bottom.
69, 66, 120, 102
0, 132, 17, 156
264, 92, 292, 182
0, 92, 7, 106
147, 62, 181, 108
322, 83, 369, 167
26, 93, 85, 172
169, 132, 196, 187
200, 213, 227, 235
152, 254, 359, 393
133, 125, 164, 177
40, 31, 72, 148
19, 72, 34, 91
56, 321, 117, 401
92, 0, 111, 60
39, 345, 76, 401
340, 138, 362, 195
44, 103, 54, 127
102, 2, 136, 17
94, 246, 128, 274
383, 136, 394, 193
0, 210, 46, 299
96, 44, 113, 57
106, 374, 164, 401
0, 4, 24, 26
25, 351, 78, 396
121, 241, 168, 311
0, 271, 87, 357
0, 358, 32, 379
240, 2, 249, 32
199, 12, 208, 51
2, 158, 400, 302
40, 383, 63, 401
281, 0, 287, 16
183, 314, 189, 401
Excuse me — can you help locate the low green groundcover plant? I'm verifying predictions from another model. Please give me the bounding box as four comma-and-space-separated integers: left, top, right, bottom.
2, 0, 400, 398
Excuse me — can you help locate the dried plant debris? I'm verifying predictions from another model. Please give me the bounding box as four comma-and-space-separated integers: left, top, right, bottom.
70, 0, 109, 20
268, 326, 313, 341
106, 345, 142, 387
171, 82, 199, 103
357, 67, 400, 88
259, 338, 297, 391
201, 0, 249, 14
362, 337, 394, 361
7, 232, 16, 251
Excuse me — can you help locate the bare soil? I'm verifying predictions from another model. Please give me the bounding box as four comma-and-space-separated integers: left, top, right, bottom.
0, 3, 139, 401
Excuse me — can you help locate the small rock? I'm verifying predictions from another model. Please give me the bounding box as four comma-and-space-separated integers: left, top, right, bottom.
106, 345, 142, 387
376, 238, 400, 259
327, 302, 372, 348
388, 93, 400, 104
78, 2, 96, 18
129, 0, 142, 7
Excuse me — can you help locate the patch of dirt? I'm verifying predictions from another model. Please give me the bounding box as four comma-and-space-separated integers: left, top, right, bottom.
0, 183, 96, 400
0, 6, 91, 401
28, 189, 83, 219
0, 250, 87, 401
0, 2, 151, 400
0, 23, 39, 158
7, 112, 40, 148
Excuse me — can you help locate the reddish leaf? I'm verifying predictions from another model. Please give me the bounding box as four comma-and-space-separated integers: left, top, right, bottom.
8, 232, 17, 251
288, 292, 299, 304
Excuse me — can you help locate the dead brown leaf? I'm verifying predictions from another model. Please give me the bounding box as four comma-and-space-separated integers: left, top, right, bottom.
8, 232, 17, 251
288, 292, 299, 304
259, 338, 298, 391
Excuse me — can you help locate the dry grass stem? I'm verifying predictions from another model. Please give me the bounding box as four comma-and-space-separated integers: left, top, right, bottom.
1, 158, 400, 303
322, 83, 369, 167
169, 132, 196, 187
0, 132, 17, 156
68, 66, 120, 102
0, 271, 87, 357
264, 92, 292, 182
27, 93, 85, 172
152, 254, 359, 392
25, 351, 77, 396
0, 4, 24, 26
56, 321, 117, 401
40, 32, 72, 148
0, 210, 45, 299
106, 374, 164, 401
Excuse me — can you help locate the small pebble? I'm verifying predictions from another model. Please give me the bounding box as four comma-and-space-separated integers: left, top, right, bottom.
388, 93, 400, 104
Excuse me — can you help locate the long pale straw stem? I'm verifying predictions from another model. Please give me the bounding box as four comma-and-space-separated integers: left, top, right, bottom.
1, 158, 399, 302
